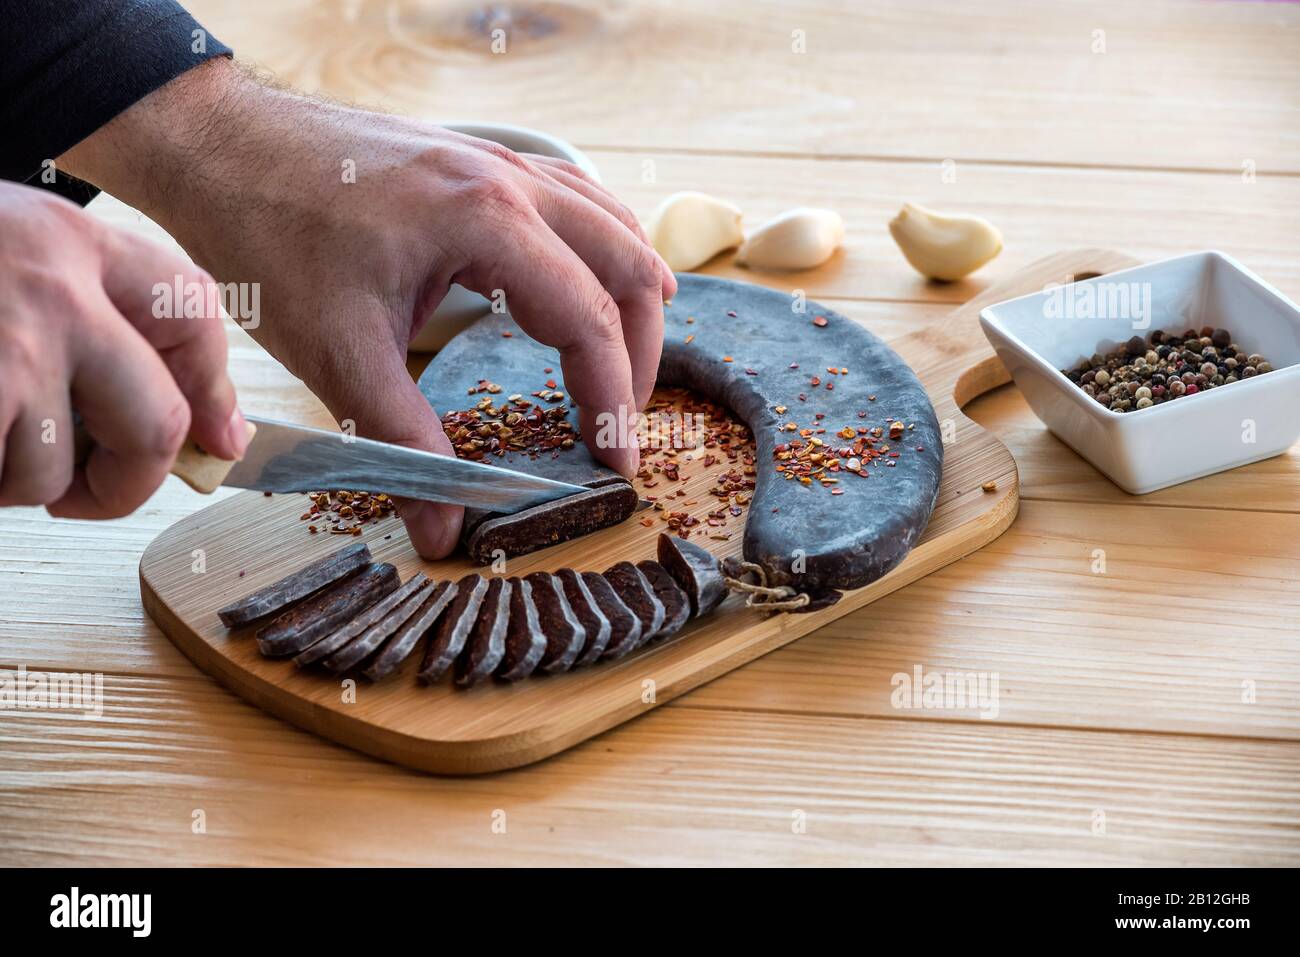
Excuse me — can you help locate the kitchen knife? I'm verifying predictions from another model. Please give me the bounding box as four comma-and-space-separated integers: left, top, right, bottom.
83, 415, 595, 514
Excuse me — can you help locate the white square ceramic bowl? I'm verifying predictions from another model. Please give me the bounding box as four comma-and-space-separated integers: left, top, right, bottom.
979, 251, 1300, 494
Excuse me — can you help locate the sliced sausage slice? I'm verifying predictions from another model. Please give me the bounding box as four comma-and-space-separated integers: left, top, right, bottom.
656, 533, 727, 618
219, 541, 371, 628
363, 579, 459, 682
497, 577, 547, 681
294, 573, 429, 668
322, 578, 435, 673
417, 574, 489, 684
454, 577, 513, 688
582, 571, 642, 660
525, 571, 586, 673
602, 561, 664, 651
255, 562, 399, 657
555, 568, 611, 666
636, 560, 691, 642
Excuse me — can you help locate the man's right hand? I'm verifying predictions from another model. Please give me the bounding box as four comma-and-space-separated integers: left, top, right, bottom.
0, 181, 247, 517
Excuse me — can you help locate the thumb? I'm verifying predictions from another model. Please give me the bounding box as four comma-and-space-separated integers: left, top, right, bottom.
314, 342, 464, 559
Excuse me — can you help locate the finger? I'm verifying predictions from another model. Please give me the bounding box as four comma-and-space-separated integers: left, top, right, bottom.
97, 230, 248, 461
49, 297, 192, 519
521, 155, 646, 241
531, 185, 667, 412
523, 155, 678, 299
454, 202, 641, 476
0, 400, 74, 507
304, 303, 464, 558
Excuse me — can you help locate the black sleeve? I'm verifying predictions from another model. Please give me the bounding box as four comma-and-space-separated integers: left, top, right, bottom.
0, 0, 233, 204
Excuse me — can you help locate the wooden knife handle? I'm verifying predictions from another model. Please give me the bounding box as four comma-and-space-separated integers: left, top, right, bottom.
73, 419, 257, 494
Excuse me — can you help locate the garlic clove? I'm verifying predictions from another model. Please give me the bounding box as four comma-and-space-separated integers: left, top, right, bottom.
735, 207, 845, 271
888, 202, 1002, 281
646, 191, 744, 272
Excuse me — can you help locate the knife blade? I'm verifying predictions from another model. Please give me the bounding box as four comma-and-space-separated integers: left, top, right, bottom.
217, 416, 590, 513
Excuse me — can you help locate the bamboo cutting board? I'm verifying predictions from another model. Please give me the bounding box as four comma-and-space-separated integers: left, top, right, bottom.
140, 249, 1137, 773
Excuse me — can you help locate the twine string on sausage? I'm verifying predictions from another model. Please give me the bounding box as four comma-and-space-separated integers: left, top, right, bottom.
723, 561, 810, 611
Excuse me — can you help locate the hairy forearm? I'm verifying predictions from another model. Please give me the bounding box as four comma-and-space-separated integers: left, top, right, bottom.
59, 57, 246, 223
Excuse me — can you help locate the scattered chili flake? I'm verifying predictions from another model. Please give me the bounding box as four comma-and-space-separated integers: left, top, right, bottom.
297, 489, 396, 537
982, 481, 998, 493
685, 334, 695, 343
726, 310, 737, 317
745, 368, 758, 376
722, 356, 734, 362
502, 331, 513, 338
812, 315, 828, 327
545, 378, 557, 389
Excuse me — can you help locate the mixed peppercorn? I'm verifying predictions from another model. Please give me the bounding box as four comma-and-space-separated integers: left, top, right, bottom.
1064, 326, 1276, 413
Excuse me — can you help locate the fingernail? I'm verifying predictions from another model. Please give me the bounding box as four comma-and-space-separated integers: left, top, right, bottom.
227, 407, 251, 459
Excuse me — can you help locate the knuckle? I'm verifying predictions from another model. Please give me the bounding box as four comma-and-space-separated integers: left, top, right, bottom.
587, 291, 623, 341
463, 175, 529, 215
0, 323, 47, 375
628, 248, 665, 292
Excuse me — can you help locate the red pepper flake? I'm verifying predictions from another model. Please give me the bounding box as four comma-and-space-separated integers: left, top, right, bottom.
726, 310, 737, 317
810, 376, 821, 386
789, 362, 799, 369
545, 378, 557, 389
812, 315, 828, 327
830, 488, 844, 495
685, 334, 695, 343
639, 518, 655, 527
544, 367, 553, 374
501, 331, 513, 338
722, 356, 734, 363
745, 368, 758, 376
826, 382, 834, 390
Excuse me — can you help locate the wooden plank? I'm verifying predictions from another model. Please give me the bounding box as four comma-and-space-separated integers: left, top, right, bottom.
183, 0, 1300, 174
585, 150, 1300, 304
1, 673, 1296, 865
687, 499, 1300, 739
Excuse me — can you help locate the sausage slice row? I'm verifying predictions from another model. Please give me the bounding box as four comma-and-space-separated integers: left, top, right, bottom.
223, 534, 733, 689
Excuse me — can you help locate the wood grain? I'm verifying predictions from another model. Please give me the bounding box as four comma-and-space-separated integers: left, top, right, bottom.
4, 0, 1298, 865
2, 671, 1295, 865
183, 0, 1300, 174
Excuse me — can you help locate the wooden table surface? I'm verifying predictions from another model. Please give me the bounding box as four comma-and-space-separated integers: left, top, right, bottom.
3, 0, 1298, 866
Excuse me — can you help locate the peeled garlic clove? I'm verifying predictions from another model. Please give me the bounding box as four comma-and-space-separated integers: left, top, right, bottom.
735, 207, 844, 271
888, 202, 1002, 281
646, 191, 744, 271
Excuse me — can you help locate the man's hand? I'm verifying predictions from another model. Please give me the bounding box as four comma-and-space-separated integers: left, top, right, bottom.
0, 181, 247, 516
60, 59, 676, 558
